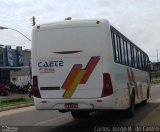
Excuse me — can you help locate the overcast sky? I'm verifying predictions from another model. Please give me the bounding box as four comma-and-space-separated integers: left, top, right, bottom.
0, 0, 160, 62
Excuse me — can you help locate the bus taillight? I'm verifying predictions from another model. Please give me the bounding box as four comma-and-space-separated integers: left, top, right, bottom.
101, 73, 113, 97
33, 76, 41, 98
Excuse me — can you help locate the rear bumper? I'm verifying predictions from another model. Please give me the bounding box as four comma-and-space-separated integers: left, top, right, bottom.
34, 95, 114, 110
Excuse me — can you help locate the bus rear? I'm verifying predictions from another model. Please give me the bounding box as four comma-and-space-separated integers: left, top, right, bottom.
31, 20, 114, 118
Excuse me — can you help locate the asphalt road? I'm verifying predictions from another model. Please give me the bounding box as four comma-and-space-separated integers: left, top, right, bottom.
0, 85, 160, 132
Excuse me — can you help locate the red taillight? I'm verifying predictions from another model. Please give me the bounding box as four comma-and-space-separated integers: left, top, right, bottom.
101, 73, 113, 97
33, 76, 41, 98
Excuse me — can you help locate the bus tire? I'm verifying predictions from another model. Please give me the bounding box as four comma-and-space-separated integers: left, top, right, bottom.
71, 110, 89, 119
141, 88, 149, 105
141, 99, 147, 105
147, 87, 150, 99
127, 93, 135, 118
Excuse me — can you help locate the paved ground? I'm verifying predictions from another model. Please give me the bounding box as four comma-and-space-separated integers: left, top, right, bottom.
138, 98, 160, 126
137, 84, 160, 126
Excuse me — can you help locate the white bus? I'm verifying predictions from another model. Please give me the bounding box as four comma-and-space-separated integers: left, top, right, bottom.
31, 19, 150, 118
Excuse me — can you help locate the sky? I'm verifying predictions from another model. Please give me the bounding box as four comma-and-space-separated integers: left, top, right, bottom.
0, 0, 160, 62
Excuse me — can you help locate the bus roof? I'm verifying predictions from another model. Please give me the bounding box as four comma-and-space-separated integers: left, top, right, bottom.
32, 19, 110, 32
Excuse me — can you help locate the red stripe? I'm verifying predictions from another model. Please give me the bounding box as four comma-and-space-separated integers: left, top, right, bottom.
80, 56, 100, 84
62, 64, 82, 90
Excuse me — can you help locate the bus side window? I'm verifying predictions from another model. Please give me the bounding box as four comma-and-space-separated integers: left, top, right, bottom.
144, 55, 148, 71
110, 26, 150, 71
120, 37, 125, 64
139, 51, 142, 69
127, 43, 132, 67
111, 31, 117, 62
123, 40, 128, 65
134, 47, 137, 68
112, 31, 120, 63
130, 45, 135, 67
116, 35, 122, 63
141, 53, 145, 70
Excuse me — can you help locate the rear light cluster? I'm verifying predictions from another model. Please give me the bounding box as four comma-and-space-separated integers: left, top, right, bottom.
101, 73, 113, 97
33, 76, 41, 98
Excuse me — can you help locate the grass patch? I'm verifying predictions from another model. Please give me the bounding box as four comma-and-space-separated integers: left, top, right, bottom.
150, 78, 160, 85
0, 98, 34, 108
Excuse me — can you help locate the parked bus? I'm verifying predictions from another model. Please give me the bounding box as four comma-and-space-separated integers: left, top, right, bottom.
31, 19, 150, 118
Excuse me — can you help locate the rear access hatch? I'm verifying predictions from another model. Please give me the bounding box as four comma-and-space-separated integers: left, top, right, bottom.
37, 56, 103, 99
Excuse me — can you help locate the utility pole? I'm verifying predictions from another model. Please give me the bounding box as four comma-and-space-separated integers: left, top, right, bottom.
31, 16, 36, 26
157, 49, 159, 62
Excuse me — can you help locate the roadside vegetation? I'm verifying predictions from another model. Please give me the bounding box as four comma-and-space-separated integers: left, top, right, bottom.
150, 77, 160, 85
0, 98, 34, 109
151, 79, 160, 85
150, 71, 160, 85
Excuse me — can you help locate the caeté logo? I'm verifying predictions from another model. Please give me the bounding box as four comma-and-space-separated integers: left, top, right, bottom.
38, 59, 64, 73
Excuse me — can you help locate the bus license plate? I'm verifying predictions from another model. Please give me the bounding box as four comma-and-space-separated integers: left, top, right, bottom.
65, 103, 78, 109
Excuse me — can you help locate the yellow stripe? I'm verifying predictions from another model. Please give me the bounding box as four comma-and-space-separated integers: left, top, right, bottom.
64, 70, 86, 99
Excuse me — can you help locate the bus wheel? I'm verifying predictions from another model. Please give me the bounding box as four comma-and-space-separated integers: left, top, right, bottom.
141, 99, 147, 105
141, 88, 149, 105
71, 110, 89, 119
127, 93, 135, 118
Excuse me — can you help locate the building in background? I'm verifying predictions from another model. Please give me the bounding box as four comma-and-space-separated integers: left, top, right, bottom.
0, 45, 31, 86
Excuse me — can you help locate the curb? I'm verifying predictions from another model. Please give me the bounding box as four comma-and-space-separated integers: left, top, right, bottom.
0, 103, 34, 112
